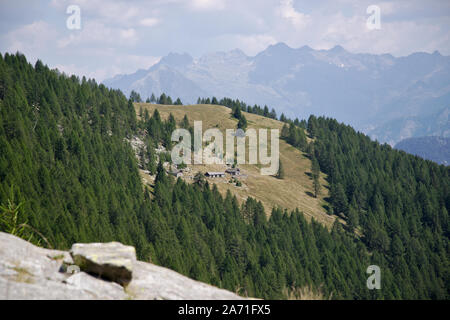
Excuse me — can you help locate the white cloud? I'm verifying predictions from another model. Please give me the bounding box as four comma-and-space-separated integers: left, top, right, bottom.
190, 0, 226, 11
378, 1, 396, 15
57, 21, 139, 48
6, 21, 58, 53
277, 0, 310, 29
51, 0, 141, 26
120, 28, 137, 40
140, 18, 160, 27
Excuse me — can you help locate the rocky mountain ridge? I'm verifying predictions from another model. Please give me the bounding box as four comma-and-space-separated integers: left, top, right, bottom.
103, 43, 450, 145
395, 136, 450, 165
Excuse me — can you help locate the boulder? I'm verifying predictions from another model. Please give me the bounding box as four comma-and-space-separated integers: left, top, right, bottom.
0, 232, 247, 300
0, 232, 130, 300
70, 242, 136, 286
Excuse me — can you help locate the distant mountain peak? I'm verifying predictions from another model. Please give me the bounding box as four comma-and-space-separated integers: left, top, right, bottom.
263, 42, 294, 54
229, 48, 246, 56
432, 50, 442, 56
395, 136, 450, 165
196, 48, 249, 65
103, 44, 450, 146
298, 45, 313, 52
328, 45, 347, 54
159, 52, 193, 67
270, 42, 291, 48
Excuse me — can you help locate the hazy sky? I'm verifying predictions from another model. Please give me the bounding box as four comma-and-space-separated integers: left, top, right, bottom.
1, 0, 449, 81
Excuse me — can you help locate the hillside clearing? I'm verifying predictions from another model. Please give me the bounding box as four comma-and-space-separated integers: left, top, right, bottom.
136, 103, 335, 228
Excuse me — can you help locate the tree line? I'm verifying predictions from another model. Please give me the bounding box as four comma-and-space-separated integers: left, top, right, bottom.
130, 90, 182, 105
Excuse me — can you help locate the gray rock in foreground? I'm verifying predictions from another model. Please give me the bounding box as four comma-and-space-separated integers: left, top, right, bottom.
70, 242, 136, 286
0, 232, 246, 300
127, 261, 243, 300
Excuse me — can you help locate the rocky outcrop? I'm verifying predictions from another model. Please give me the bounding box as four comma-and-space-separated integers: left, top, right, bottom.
0, 232, 245, 300
70, 242, 136, 286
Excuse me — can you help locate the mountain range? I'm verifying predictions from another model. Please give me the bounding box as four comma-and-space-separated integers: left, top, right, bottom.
103, 43, 450, 145
395, 136, 450, 165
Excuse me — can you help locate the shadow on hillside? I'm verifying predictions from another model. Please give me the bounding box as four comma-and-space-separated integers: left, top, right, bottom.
305, 191, 315, 198
322, 204, 331, 214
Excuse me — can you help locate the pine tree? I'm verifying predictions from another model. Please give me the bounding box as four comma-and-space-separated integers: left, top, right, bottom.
232, 105, 242, 119
281, 124, 289, 139
181, 114, 190, 129
276, 160, 284, 179
313, 176, 320, 198
311, 156, 320, 198
237, 115, 247, 130
194, 172, 206, 187
130, 90, 142, 102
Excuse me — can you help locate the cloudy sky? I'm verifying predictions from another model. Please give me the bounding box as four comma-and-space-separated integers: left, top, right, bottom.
1, 0, 449, 81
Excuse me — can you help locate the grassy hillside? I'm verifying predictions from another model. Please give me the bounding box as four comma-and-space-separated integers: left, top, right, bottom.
135, 103, 334, 228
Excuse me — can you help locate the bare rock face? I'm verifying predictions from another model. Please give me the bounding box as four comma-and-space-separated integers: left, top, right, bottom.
70, 242, 136, 286
127, 261, 244, 300
64, 272, 127, 299
0, 232, 246, 300
0, 232, 121, 300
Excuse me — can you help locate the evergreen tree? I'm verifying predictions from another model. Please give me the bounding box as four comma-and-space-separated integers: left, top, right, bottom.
194, 172, 206, 187
181, 114, 190, 129
237, 115, 247, 130
232, 105, 242, 119
130, 90, 142, 102
311, 156, 320, 198
276, 160, 284, 179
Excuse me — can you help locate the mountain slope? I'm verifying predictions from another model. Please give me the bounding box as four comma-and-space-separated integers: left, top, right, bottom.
103, 43, 450, 145
135, 103, 334, 228
0, 53, 146, 251
395, 136, 450, 165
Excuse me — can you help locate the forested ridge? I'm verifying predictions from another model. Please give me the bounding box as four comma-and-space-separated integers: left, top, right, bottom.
0, 53, 448, 299
0, 53, 147, 250
309, 116, 449, 298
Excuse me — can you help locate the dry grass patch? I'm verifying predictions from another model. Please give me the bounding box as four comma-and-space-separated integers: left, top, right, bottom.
135, 103, 335, 228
